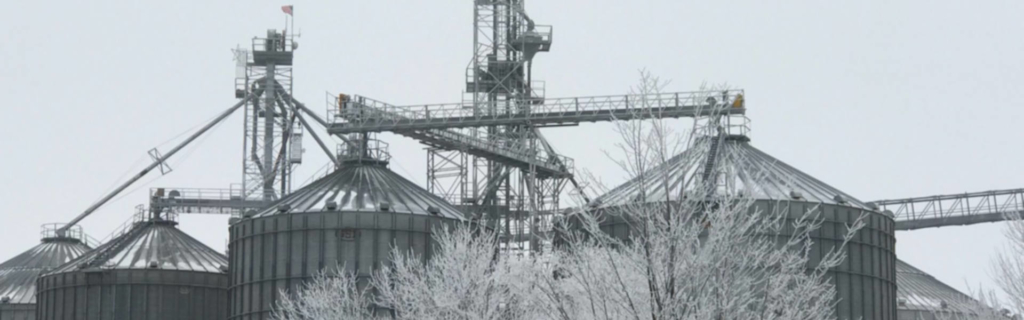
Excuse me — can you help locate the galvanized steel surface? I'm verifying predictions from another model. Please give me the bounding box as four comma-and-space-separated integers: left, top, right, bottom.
896, 259, 988, 313
36, 265, 229, 320
35, 220, 229, 320
253, 163, 465, 219
0, 238, 90, 304
591, 138, 896, 319
594, 138, 870, 209
230, 163, 468, 320
49, 220, 226, 274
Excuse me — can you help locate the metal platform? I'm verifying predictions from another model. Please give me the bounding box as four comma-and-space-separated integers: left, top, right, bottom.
327, 90, 746, 134
149, 187, 269, 216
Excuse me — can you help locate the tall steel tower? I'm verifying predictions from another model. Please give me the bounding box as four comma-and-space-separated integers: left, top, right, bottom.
427, 0, 563, 249
326, 1, 745, 252
235, 29, 304, 202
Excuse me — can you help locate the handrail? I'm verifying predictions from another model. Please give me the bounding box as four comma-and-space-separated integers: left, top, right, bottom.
870, 188, 1024, 230
327, 90, 745, 134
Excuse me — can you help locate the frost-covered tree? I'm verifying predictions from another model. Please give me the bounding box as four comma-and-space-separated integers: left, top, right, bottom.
991, 213, 1024, 317
523, 70, 867, 320
370, 225, 539, 320
272, 267, 379, 320
271, 70, 868, 320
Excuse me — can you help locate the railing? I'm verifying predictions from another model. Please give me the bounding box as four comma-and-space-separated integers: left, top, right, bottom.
39, 223, 93, 244
871, 189, 1024, 230
513, 25, 553, 45
405, 128, 574, 177
337, 137, 392, 163
251, 32, 296, 53
151, 187, 245, 202
95, 205, 170, 245
149, 186, 266, 216
329, 94, 573, 177
328, 90, 745, 133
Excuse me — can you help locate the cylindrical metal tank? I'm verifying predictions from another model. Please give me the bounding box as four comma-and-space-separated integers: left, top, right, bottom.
36, 215, 229, 320
0, 224, 91, 320
228, 154, 468, 320
583, 135, 898, 320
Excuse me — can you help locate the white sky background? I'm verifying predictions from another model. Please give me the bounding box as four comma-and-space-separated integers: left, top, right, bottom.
1, 0, 1022, 301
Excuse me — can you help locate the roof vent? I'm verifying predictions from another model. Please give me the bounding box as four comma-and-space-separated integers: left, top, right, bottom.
1, 296, 10, 304
78, 263, 89, 270
148, 261, 159, 269
325, 201, 338, 211
833, 195, 847, 204
882, 210, 895, 218
897, 297, 907, 307
789, 191, 803, 200
168, 190, 181, 199
866, 202, 879, 211
427, 206, 440, 216
380, 202, 391, 212
219, 265, 229, 273
277, 204, 291, 213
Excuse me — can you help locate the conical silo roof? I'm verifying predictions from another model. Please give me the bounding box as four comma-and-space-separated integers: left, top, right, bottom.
896, 259, 991, 314
0, 230, 91, 304
252, 162, 466, 219
49, 218, 226, 274
594, 135, 870, 209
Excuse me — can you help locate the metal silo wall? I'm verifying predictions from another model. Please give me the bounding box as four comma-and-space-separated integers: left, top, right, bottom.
595, 200, 897, 320
228, 211, 462, 320
0, 303, 34, 320
34, 269, 228, 320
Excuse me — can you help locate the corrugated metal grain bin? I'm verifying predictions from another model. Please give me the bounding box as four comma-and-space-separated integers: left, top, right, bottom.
36, 216, 228, 320
228, 151, 468, 320
896, 259, 1004, 319
0, 224, 91, 320
582, 135, 898, 320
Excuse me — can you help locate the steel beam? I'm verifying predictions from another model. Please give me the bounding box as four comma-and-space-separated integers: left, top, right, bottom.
328, 91, 746, 134
870, 188, 1024, 231
57, 90, 262, 235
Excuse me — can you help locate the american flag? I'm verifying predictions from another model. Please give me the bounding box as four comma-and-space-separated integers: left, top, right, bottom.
281, 5, 293, 16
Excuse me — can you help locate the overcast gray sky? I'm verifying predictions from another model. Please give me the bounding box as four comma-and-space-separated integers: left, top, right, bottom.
2, 0, 1022, 301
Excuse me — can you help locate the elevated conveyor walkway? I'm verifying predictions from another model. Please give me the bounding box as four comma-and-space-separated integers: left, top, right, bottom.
327, 90, 746, 134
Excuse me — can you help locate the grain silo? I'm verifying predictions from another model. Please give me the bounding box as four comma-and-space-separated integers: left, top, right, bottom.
0, 224, 91, 320
228, 138, 468, 320
896, 259, 1007, 319
587, 133, 898, 320
35, 213, 228, 320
